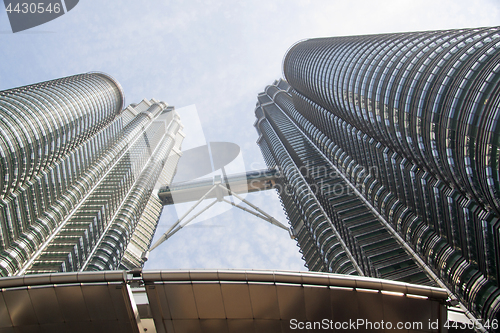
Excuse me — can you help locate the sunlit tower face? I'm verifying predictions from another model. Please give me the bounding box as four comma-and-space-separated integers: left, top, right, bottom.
0, 73, 184, 275
256, 27, 500, 323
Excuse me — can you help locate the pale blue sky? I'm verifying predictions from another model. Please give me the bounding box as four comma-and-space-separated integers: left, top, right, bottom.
1, 0, 499, 271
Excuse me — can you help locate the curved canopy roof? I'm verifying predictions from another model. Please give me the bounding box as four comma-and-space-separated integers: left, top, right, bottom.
0, 269, 448, 333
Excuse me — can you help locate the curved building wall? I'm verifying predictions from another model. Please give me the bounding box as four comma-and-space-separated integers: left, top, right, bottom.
0, 73, 124, 199
255, 84, 434, 286
22, 102, 183, 274
284, 27, 500, 215
0, 73, 125, 256
0, 74, 182, 277
86, 109, 182, 271
275, 27, 500, 322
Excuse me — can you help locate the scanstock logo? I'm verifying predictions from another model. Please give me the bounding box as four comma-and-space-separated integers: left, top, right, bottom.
3, 0, 79, 33
167, 105, 248, 222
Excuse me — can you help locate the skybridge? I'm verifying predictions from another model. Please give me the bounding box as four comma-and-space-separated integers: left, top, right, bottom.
158, 169, 279, 205
150, 169, 292, 253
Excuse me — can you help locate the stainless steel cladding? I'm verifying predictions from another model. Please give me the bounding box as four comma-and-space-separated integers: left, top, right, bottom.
0, 73, 183, 276
257, 27, 500, 323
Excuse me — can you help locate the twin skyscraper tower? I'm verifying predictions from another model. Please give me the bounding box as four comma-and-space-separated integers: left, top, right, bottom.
0, 73, 184, 274
1, 26, 500, 324
256, 27, 500, 323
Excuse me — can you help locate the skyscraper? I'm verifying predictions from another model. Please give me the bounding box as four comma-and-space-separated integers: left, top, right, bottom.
0, 73, 183, 275
255, 27, 500, 322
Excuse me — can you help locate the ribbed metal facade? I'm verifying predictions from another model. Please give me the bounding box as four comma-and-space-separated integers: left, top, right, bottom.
256, 27, 500, 322
255, 81, 434, 286
0, 74, 183, 275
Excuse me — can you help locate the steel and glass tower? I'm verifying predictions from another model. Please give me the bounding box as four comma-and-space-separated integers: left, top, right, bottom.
0, 73, 183, 275
255, 27, 500, 322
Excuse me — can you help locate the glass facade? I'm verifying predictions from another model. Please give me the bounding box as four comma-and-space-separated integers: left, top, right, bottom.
256, 27, 500, 322
0, 74, 184, 275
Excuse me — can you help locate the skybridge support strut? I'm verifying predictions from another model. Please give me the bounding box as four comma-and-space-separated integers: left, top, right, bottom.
149, 176, 292, 252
